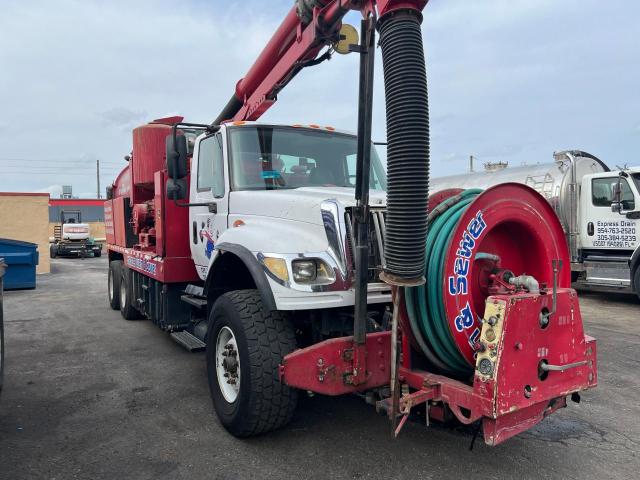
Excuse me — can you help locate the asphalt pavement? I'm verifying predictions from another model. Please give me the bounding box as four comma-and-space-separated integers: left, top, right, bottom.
0, 257, 638, 479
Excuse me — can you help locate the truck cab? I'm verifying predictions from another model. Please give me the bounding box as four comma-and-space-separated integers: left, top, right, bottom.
579, 168, 640, 293
187, 122, 390, 311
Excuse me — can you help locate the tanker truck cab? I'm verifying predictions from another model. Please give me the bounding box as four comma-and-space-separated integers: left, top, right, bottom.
186, 122, 391, 311
579, 168, 640, 296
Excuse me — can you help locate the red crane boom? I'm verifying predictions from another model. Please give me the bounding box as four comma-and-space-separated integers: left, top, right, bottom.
215, 0, 428, 123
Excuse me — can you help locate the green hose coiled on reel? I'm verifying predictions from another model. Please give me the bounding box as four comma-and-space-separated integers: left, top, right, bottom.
404, 189, 483, 376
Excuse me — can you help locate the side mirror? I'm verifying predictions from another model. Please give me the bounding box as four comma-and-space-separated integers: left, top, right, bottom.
612, 181, 622, 201
166, 134, 188, 179
167, 178, 187, 201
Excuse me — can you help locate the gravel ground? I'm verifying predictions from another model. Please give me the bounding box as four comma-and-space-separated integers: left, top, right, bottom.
0, 257, 638, 480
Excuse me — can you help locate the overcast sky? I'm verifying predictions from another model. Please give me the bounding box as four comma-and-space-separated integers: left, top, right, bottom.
0, 0, 638, 197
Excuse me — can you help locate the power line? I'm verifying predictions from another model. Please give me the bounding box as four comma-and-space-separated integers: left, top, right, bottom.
0, 160, 124, 167
0, 157, 123, 163
0, 156, 124, 161
1, 171, 121, 177
1, 165, 122, 169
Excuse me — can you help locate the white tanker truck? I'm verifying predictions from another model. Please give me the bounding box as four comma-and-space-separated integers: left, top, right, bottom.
430, 150, 640, 299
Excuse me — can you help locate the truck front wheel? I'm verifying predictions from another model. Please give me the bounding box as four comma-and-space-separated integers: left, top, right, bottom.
108, 260, 122, 310
634, 267, 640, 301
50, 244, 58, 259
206, 289, 298, 437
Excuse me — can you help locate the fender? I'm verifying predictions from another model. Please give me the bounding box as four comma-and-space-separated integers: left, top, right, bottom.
204, 242, 277, 311
630, 244, 640, 290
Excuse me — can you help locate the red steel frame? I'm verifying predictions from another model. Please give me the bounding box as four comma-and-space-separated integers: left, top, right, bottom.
282, 288, 597, 445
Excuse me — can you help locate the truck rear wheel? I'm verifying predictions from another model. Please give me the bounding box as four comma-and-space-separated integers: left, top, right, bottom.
206, 289, 297, 437
119, 266, 142, 320
50, 244, 57, 259
108, 260, 123, 310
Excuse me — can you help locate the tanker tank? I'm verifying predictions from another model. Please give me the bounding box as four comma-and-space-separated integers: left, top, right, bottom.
429, 150, 609, 261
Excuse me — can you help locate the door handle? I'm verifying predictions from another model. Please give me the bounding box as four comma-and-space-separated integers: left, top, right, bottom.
587, 222, 594, 236
192, 221, 198, 244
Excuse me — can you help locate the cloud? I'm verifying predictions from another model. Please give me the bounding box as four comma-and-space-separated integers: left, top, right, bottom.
99, 108, 147, 130
0, 0, 638, 193
34, 185, 61, 197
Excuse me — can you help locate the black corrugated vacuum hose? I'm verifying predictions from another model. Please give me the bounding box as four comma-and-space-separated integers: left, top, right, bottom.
378, 9, 430, 285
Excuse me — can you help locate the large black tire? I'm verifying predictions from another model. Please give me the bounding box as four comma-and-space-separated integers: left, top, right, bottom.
50, 244, 57, 259
206, 290, 297, 437
108, 260, 123, 310
119, 266, 142, 320
634, 267, 640, 302
94, 248, 102, 258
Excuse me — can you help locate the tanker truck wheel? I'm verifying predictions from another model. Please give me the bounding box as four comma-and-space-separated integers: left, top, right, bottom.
108, 260, 122, 310
206, 289, 298, 437
119, 266, 142, 320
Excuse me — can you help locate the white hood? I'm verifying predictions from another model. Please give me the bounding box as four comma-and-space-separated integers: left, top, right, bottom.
230, 187, 387, 225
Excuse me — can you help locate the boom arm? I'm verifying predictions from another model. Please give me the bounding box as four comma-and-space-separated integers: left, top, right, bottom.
214, 0, 428, 124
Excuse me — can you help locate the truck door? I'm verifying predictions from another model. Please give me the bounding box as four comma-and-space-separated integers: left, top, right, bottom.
581, 174, 639, 251
189, 132, 228, 279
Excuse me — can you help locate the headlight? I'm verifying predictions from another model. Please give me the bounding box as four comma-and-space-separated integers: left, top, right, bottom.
292, 260, 316, 282
262, 257, 289, 283
292, 259, 335, 284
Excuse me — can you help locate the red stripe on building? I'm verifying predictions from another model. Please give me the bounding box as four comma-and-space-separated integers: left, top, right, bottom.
49, 199, 105, 207
0, 192, 50, 197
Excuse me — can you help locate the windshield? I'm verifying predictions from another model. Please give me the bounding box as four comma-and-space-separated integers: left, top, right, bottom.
633, 173, 640, 194
228, 126, 386, 191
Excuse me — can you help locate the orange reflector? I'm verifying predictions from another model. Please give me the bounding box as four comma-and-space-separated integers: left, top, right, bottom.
309, 124, 320, 129
233, 121, 246, 126
233, 219, 245, 228
292, 124, 302, 128
325, 126, 335, 131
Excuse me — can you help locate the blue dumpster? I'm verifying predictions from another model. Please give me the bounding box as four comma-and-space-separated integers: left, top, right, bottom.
0, 239, 39, 290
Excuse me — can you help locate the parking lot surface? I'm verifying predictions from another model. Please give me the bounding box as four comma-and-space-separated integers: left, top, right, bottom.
0, 257, 639, 479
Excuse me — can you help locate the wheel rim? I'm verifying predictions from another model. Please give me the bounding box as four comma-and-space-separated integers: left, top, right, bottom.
120, 278, 126, 309
108, 270, 114, 301
216, 326, 241, 403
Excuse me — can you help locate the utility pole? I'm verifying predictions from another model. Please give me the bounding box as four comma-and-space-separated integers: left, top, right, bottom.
96, 159, 101, 199
469, 155, 475, 173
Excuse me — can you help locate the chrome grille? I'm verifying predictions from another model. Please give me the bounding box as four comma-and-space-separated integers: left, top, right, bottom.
345, 208, 386, 282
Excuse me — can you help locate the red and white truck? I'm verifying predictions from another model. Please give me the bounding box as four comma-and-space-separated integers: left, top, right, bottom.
104, 0, 597, 445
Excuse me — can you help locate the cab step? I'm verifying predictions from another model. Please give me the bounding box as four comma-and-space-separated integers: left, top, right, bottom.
170, 331, 206, 352
181, 294, 207, 310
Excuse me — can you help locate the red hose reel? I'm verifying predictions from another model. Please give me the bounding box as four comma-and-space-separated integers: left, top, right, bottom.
441, 183, 570, 364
